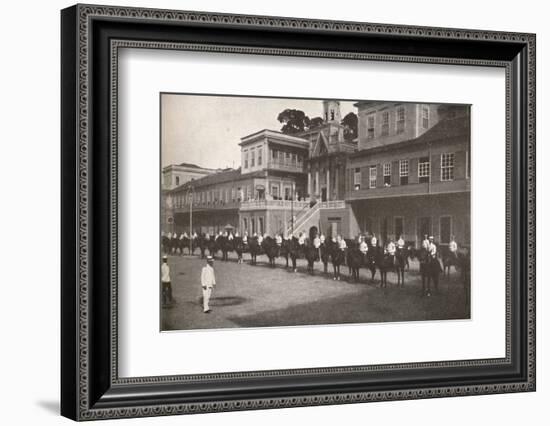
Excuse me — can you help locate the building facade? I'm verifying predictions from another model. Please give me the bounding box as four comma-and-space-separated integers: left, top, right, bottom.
347, 102, 471, 248
163, 100, 471, 248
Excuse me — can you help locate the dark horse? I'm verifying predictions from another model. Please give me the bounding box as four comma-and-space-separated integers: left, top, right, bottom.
262, 236, 280, 268
248, 237, 262, 266
442, 247, 461, 277
376, 251, 397, 288
234, 236, 245, 264
219, 236, 234, 261
288, 237, 303, 272
331, 241, 346, 281
320, 240, 331, 274
394, 247, 409, 287
303, 240, 320, 275
418, 249, 442, 296
346, 240, 363, 283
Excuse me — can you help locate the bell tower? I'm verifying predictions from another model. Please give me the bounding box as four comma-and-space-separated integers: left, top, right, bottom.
323, 100, 341, 123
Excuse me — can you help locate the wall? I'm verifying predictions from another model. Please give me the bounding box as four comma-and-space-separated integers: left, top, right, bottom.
0, 1, 546, 426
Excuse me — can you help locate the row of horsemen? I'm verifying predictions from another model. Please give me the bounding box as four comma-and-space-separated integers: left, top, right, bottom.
162, 230, 469, 294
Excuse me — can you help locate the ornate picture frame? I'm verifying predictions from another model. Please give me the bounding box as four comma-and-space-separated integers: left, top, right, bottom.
61, 4, 535, 421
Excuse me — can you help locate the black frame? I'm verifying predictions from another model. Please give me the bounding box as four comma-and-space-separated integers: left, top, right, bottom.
61, 4, 536, 421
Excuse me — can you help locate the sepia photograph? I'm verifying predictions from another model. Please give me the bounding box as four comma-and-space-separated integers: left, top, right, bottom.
160, 93, 471, 331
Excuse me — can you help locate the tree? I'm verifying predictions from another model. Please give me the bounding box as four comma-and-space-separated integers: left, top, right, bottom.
277, 109, 311, 135
341, 112, 358, 141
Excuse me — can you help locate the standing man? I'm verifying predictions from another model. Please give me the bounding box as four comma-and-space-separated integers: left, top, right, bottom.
201, 256, 216, 313
449, 235, 458, 259
161, 255, 173, 307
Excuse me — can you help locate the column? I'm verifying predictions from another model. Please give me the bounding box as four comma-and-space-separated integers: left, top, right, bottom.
326, 168, 330, 201
315, 170, 319, 196
335, 165, 339, 199
308, 171, 312, 197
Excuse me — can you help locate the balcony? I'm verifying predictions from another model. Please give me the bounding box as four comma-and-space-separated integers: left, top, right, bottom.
346, 179, 470, 201
267, 159, 306, 174
240, 199, 310, 211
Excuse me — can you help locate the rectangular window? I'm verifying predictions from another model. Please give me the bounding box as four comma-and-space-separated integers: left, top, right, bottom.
354, 167, 361, 190
251, 149, 255, 167
259, 217, 264, 235
440, 216, 452, 244
418, 156, 430, 183
369, 166, 377, 189
399, 159, 409, 185
272, 185, 279, 199
422, 106, 430, 129
243, 218, 248, 233
383, 162, 391, 186
284, 186, 291, 200
396, 106, 405, 134
367, 115, 375, 139
441, 153, 455, 181
285, 152, 291, 165
394, 217, 404, 239
381, 111, 390, 136
244, 150, 249, 169
258, 147, 262, 166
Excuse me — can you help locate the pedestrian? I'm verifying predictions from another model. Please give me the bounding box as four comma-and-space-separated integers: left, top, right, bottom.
161, 255, 173, 306
201, 255, 216, 313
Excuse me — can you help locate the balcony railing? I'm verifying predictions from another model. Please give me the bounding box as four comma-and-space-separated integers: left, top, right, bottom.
267, 160, 305, 173
240, 199, 310, 210
318, 200, 346, 209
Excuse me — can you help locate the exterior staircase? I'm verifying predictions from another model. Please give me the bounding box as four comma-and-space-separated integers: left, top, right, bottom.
285, 202, 320, 236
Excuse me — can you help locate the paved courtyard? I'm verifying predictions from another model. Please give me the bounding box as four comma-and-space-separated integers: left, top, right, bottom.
161, 251, 470, 331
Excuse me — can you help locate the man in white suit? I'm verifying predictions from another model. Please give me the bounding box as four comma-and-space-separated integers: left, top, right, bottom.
201, 256, 216, 313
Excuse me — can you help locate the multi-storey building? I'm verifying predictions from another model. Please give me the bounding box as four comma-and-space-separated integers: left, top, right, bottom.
161, 162, 217, 233
346, 102, 471, 248
164, 99, 471, 248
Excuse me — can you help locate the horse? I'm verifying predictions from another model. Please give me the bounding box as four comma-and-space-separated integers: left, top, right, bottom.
418, 248, 442, 296
320, 241, 332, 274
376, 251, 398, 288
331, 242, 346, 281
288, 237, 303, 272
161, 234, 170, 255
207, 236, 219, 259
217, 236, 234, 261
394, 247, 409, 287
262, 236, 280, 268
346, 240, 363, 283
197, 234, 208, 259
442, 247, 461, 277
365, 245, 379, 282
248, 236, 262, 266
303, 240, 319, 275
280, 238, 291, 268
233, 236, 245, 264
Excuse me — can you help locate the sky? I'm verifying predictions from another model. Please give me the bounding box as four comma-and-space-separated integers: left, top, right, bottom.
161, 94, 357, 169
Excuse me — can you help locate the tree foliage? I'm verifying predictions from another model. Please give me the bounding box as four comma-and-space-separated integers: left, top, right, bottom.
341, 112, 358, 141
277, 109, 311, 135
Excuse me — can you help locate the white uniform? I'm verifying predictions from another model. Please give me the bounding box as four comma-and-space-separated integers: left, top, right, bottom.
276, 235, 283, 245
387, 242, 396, 255
338, 239, 347, 250
201, 264, 216, 312
161, 263, 170, 283
429, 242, 437, 257
422, 239, 430, 250
313, 237, 321, 249
397, 237, 405, 248
360, 241, 368, 254
371, 237, 377, 247
449, 240, 458, 252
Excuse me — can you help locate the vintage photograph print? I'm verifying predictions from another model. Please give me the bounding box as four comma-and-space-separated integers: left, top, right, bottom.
160, 94, 471, 331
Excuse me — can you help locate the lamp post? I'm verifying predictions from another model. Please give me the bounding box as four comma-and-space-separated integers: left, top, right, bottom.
189, 186, 193, 255
291, 182, 295, 236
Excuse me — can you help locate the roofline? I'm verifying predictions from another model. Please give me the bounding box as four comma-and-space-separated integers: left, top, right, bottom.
239, 129, 310, 147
